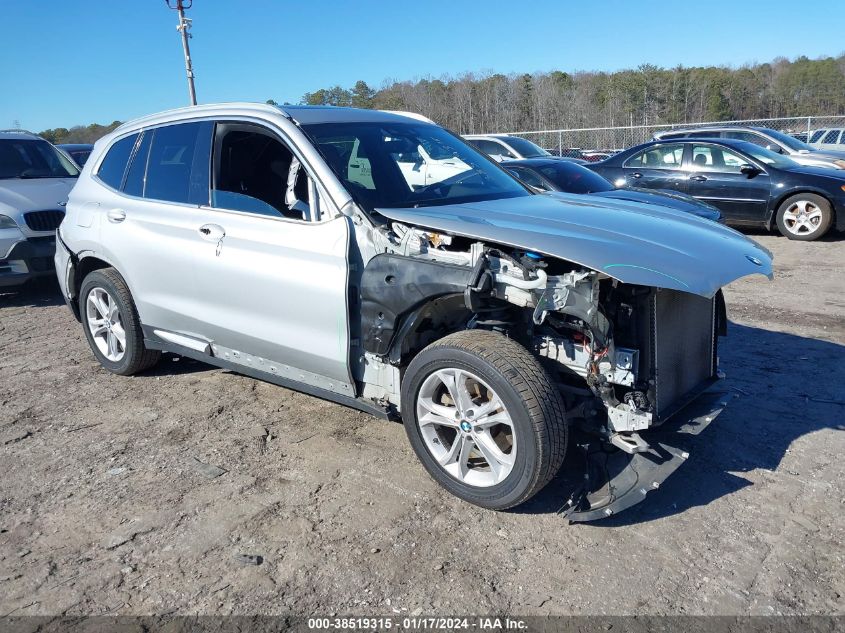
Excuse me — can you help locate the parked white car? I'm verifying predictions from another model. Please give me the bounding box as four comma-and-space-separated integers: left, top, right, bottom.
807, 128, 845, 151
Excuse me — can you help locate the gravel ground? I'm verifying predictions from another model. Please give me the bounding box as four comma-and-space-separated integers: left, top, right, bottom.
0, 232, 843, 617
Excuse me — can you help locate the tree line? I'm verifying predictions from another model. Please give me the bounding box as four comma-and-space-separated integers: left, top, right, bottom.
34, 54, 845, 143
38, 121, 123, 145
288, 54, 845, 134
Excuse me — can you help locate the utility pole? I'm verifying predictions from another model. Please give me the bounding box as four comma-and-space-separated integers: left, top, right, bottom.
166, 0, 197, 105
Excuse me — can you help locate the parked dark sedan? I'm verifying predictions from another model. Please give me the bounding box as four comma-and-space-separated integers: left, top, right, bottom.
589, 138, 845, 240
503, 158, 722, 221
57, 143, 94, 168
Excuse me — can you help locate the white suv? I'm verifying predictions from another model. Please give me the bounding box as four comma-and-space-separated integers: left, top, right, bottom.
55, 103, 773, 520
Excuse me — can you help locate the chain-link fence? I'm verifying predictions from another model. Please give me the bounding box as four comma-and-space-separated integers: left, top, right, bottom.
503, 115, 845, 156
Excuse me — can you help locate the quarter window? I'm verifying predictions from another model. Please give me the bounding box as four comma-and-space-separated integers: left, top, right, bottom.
97, 134, 138, 190
144, 122, 212, 205
626, 144, 685, 169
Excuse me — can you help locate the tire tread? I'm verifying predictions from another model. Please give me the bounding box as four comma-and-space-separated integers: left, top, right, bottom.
410, 330, 567, 509
80, 268, 160, 375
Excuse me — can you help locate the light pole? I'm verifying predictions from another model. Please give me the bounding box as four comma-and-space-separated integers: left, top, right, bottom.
166, 0, 197, 106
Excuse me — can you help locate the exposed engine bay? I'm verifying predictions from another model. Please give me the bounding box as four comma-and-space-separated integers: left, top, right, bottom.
357, 221, 724, 456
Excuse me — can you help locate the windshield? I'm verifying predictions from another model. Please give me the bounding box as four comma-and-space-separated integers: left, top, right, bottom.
537, 162, 614, 193
763, 128, 815, 153
500, 136, 550, 158
738, 142, 800, 170
302, 121, 530, 211
0, 139, 80, 179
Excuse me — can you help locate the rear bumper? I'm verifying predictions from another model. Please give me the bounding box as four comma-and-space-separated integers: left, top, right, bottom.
0, 236, 57, 288
561, 387, 733, 522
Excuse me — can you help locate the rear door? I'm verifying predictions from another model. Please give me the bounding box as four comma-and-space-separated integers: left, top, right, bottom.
684, 142, 770, 224
96, 121, 214, 336
620, 143, 689, 192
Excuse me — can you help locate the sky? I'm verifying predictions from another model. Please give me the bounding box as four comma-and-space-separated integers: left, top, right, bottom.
2, 0, 844, 132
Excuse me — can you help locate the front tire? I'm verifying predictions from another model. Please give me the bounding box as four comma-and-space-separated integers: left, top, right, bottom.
775, 193, 832, 241
79, 268, 160, 375
400, 330, 568, 510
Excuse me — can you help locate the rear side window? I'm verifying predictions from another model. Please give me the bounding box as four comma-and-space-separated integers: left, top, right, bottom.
97, 134, 138, 190
809, 130, 826, 143
144, 122, 212, 205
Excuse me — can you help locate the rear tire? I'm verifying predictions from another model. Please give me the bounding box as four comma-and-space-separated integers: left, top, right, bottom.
775, 193, 832, 241
79, 268, 160, 376
400, 330, 568, 510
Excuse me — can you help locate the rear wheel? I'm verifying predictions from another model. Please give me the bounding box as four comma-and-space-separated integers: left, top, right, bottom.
775, 193, 832, 241
79, 268, 160, 375
400, 330, 568, 510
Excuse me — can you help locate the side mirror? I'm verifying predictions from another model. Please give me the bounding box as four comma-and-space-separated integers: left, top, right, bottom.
740, 164, 761, 177
765, 144, 783, 154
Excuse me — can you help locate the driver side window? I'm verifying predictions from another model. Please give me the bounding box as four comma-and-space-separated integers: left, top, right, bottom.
212, 122, 319, 221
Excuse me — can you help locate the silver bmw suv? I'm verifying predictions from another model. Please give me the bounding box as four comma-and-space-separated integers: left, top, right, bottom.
55, 103, 773, 520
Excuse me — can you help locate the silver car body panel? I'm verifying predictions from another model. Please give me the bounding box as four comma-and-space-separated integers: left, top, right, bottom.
61, 103, 358, 396
376, 191, 773, 298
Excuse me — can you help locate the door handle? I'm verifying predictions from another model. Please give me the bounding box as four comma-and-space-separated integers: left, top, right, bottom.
689, 175, 708, 182
630, 172, 643, 179
198, 223, 225, 241
106, 208, 126, 223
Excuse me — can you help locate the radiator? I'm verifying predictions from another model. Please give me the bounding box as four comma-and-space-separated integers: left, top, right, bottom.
649, 289, 717, 421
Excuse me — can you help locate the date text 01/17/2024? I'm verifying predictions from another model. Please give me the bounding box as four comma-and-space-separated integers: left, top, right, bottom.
307, 617, 528, 630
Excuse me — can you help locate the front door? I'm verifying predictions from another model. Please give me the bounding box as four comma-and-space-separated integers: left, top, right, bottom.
193, 121, 354, 395
684, 143, 770, 223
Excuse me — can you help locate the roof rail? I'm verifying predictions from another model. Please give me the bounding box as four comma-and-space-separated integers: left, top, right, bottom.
0, 128, 39, 136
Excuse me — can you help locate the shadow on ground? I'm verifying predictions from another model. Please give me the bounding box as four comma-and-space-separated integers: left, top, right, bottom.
0, 278, 64, 308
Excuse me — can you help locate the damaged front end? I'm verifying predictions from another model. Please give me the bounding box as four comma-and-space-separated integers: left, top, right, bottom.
359, 197, 772, 521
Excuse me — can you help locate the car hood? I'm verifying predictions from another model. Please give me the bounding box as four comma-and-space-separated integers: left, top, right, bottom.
594, 187, 721, 220
376, 192, 772, 298
0, 178, 75, 216
783, 164, 845, 181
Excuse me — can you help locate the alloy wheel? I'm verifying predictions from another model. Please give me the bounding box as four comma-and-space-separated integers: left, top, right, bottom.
782, 199, 824, 236
85, 287, 126, 362
416, 368, 515, 488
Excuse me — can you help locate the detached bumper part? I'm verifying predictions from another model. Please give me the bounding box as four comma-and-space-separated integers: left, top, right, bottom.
561, 389, 733, 522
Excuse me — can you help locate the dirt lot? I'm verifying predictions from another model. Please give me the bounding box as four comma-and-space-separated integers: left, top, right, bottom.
0, 232, 843, 617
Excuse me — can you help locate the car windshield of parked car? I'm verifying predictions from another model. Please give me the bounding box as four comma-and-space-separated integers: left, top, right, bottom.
302, 121, 530, 211
736, 142, 800, 170
500, 136, 550, 158
536, 162, 615, 193
764, 128, 815, 153
0, 139, 80, 179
